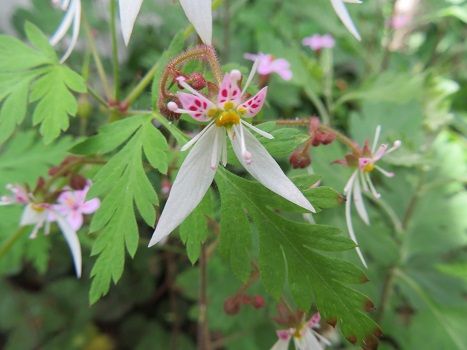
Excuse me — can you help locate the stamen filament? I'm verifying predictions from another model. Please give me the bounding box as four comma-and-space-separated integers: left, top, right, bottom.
211, 128, 219, 170
236, 124, 252, 164
371, 125, 382, 154
241, 120, 274, 139
364, 172, 381, 199
241, 57, 260, 97
181, 121, 215, 151
375, 165, 394, 178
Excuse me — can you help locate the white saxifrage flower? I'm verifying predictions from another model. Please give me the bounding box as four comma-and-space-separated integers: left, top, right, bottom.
337, 126, 401, 267
0, 183, 99, 277
149, 62, 315, 246
50, 0, 213, 61
119, 0, 212, 45
270, 313, 331, 350
329, 0, 362, 40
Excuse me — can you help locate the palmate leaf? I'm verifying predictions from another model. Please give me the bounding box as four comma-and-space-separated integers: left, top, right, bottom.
0, 22, 85, 144
215, 169, 379, 345
72, 115, 168, 304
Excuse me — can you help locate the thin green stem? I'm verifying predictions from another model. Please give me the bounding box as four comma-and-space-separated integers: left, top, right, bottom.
87, 85, 108, 108
322, 49, 334, 116
83, 17, 112, 99
110, 0, 120, 100
152, 112, 188, 145
123, 62, 160, 106
303, 86, 331, 126
0, 227, 28, 259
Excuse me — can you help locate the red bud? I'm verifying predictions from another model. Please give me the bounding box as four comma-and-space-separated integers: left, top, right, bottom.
289, 148, 311, 169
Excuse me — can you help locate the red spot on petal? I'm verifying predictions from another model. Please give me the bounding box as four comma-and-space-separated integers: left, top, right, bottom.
194, 113, 201, 117
251, 104, 258, 109
189, 106, 197, 111
232, 90, 238, 96
221, 89, 228, 97
195, 99, 201, 107
202, 102, 207, 108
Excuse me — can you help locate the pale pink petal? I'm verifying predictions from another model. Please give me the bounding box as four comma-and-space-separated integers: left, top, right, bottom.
358, 157, 372, 171
239, 87, 268, 118
177, 92, 212, 121
67, 211, 84, 231
217, 74, 242, 105
82, 198, 100, 214
149, 124, 218, 246
270, 59, 293, 80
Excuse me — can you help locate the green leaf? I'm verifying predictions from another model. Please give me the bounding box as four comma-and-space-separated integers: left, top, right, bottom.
74, 116, 169, 304
215, 169, 378, 344
255, 122, 309, 159
30, 65, 86, 143
179, 191, 213, 264
0, 23, 85, 144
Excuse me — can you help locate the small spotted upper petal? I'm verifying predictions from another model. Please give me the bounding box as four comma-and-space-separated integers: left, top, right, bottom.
177, 92, 213, 121
217, 74, 242, 106
239, 87, 268, 117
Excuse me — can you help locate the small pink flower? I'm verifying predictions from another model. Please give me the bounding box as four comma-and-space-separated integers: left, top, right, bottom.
303, 34, 336, 51
244, 53, 293, 81
0, 184, 30, 205
55, 184, 100, 231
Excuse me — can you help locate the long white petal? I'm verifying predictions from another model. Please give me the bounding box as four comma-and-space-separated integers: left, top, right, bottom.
345, 175, 368, 268
50, 0, 76, 46
60, 0, 81, 63
270, 338, 290, 350
230, 127, 315, 213
149, 124, 217, 246
179, 0, 212, 45
313, 330, 332, 346
119, 0, 144, 46
352, 175, 369, 225
330, 0, 361, 40
293, 329, 323, 350
56, 213, 82, 278
181, 121, 215, 152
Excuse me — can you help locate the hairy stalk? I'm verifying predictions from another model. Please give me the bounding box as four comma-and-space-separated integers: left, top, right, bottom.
83, 17, 112, 99
222, 0, 231, 61
109, 0, 120, 100
198, 244, 211, 350
380, 0, 398, 71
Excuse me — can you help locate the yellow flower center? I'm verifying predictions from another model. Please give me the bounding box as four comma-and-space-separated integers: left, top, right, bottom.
215, 110, 240, 127
363, 163, 375, 173
31, 203, 45, 212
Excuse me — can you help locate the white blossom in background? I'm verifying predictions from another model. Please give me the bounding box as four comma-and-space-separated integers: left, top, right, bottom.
329, 0, 362, 40
149, 60, 315, 246
270, 313, 331, 350
337, 126, 401, 267
0, 183, 100, 277
50, 0, 213, 61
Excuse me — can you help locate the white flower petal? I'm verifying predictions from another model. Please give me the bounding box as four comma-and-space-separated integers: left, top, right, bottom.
179, 0, 212, 45
149, 124, 218, 246
352, 175, 369, 225
270, 338, 290, 350
230, 127, 315, 213
345, 175, 368, 268
119, 0, 144, 46
56, 213, 82, 278
330, 0, 361, 40
293, 329, 323, 350
59, 0, 81, 63
20, 204, 45, 226
50, 0, 76, 46
313, 330, 332, 346
181, 121, 215, 152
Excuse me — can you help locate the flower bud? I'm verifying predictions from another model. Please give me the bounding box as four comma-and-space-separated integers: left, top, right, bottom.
252, 295, 265, 309
224, 297, 240, 315
70, 174, 88, 190
159, 98, 181, 121
289, 148, 311, 169
188, 72, 207, 90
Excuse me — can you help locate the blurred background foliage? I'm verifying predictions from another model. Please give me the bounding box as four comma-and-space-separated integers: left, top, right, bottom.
0, 0, 466, 349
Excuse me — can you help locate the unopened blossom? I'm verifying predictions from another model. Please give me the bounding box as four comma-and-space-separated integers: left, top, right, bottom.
270, 313, 330, 350
149, 62, 315, 246
329, 0, 362, 40
50, 0, 212, 61
244, 53, 293, 81
337, 126, 401, 267
0, 184, 90, 277
302, 34, 335, 51
55, 183, 100, 231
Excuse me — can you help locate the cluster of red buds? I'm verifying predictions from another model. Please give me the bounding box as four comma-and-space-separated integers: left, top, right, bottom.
48, 156, 88, 191
224, 293, 265, 315
158, 45, 223, 121
289, 117, 336, 169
